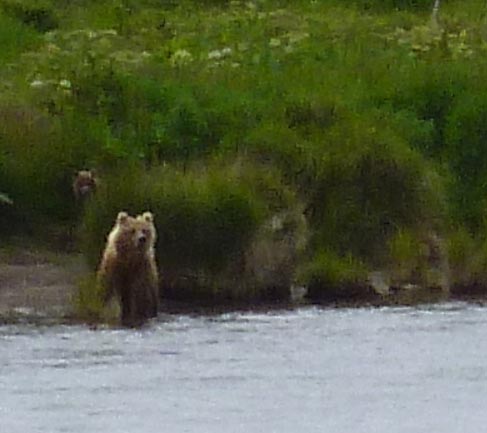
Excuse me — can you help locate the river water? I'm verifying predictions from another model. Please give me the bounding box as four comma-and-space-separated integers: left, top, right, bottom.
1, 302, 486, 433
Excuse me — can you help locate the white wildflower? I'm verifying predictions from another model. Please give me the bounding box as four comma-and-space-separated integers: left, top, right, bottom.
30, 79, 46, 88
221, 47, 233, 57
208, 47, 232, 61
170, 49, 193, 66
59, 79, 72, 89
208, 50, 223, 61
99, 29, 118, 37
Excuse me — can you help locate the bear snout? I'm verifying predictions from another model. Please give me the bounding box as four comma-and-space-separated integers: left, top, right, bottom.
79, 185, 92, 196
136, 233, 147, 247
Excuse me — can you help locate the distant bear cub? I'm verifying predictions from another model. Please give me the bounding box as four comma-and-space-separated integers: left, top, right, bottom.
73, 170, 97, 202
97, 211, 159, 327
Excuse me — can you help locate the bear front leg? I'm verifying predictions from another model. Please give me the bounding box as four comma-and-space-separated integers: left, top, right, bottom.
120, 285, 138, 327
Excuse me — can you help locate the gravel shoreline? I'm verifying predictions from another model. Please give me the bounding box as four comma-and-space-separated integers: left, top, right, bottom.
0, 247, 88, 320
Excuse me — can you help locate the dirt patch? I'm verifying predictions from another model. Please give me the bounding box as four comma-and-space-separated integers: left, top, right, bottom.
0, 246, 89, 320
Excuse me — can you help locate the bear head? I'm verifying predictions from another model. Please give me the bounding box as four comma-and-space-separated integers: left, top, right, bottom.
73, 169, 97, 200
112, 211, 157, 259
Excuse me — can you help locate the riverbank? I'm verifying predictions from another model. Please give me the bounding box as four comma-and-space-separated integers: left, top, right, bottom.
1, 243, 486, 326
0, 245, 87, 323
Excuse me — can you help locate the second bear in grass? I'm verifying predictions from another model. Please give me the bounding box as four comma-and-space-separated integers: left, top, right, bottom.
73, 169, 97, 202
97, 211, 159, 327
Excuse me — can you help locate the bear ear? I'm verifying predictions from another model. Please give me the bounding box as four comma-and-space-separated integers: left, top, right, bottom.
116, 211, 129, 225
140, 211, 154, 223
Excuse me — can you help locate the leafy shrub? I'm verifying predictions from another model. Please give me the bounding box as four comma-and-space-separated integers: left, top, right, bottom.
387, 228, 428, 285
381, 109, 436, 158
241, 122, 310, 186
306, 115, 446, 265
444, 89, 487, 230
380, 61, 468, 158
1, 0, 58, 32
298, 249, 370, 301
447, 228, 487, 294
0, 11, 40, 62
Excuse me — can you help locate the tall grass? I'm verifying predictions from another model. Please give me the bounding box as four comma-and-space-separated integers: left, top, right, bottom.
0, 11, 40, 62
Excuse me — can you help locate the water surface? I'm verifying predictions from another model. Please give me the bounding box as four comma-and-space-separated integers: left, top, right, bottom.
1, 302, 486, 433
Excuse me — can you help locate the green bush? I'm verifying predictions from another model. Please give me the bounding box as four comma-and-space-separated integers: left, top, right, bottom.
447, 228, 487, 294
306, 115, 446, 264
0, 104, 97, 229
380, 61, 468, 158
444, 88, 487, 230
387, 228, 429, 285
297, 249, 370, 301
0, 11, 40, 62
241, 122, 310, 185
1, 0, 58, 32
81, 160, 294, 273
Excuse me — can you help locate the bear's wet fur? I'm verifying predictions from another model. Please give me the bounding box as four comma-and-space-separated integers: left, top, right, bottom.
97, 211, 159, 327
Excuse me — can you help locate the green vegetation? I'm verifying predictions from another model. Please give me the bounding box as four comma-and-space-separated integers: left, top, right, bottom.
3, 0, 487, 306
74, 274, 120, 325
297, 250, 371, 302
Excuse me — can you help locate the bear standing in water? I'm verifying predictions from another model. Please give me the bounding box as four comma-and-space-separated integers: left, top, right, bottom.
97, 211, 159, 327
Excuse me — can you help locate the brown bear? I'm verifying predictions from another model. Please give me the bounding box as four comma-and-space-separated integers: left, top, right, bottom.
97, 211, 159, 327
73, 170, 97, 202
69, 170, 98, 250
